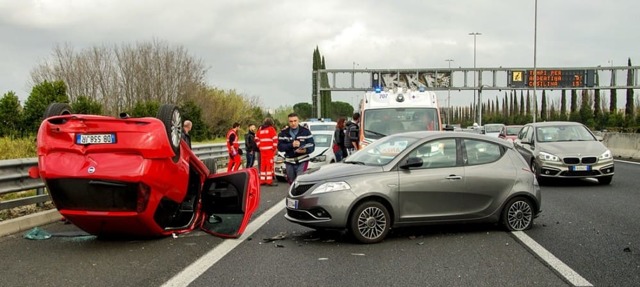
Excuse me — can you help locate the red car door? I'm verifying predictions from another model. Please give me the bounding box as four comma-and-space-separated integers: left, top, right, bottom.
199, 168, 260, 238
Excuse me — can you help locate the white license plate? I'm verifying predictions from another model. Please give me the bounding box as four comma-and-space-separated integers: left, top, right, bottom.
76, 133, 116, 145
286, 198, 298, 209
572, 165, 590, 171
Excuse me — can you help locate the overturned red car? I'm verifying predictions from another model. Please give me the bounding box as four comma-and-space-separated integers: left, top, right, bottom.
30, 103, 260, 238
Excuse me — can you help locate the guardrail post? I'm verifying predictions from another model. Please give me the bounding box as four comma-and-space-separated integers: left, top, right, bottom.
36, 187, 45, 207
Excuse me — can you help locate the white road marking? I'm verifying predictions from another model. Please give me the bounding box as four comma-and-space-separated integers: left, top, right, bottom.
162, 199, 286, 287
511, 231, 593, 287
615, 159, 640, 165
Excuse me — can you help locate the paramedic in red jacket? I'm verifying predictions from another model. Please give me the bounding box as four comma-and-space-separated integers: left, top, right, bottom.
255, 118, 278, 186
226, 122, 242, 172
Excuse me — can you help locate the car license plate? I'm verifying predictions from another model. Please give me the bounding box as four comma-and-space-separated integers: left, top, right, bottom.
286, 198, 298, 209
76, 133, 116, 145
572, 165, 590, 171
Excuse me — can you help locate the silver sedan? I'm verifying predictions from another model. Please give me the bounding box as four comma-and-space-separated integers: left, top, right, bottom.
285, 131, 541, 244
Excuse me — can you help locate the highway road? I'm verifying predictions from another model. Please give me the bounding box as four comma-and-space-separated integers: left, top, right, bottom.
0, 160, 638, 287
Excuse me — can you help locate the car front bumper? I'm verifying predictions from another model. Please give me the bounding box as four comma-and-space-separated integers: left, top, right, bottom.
536, 158, 614, 179
284, 188, 357, 229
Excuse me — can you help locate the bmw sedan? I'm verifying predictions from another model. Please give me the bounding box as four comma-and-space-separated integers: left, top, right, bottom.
513, 121, 614, 185
285, 131, 541, 244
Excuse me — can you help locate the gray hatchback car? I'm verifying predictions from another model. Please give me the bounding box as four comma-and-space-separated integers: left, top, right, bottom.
285, 131, 541, 244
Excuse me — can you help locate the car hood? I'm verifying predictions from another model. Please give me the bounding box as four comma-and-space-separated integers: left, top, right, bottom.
537, 141, 607, 157
298, 163, 383, 182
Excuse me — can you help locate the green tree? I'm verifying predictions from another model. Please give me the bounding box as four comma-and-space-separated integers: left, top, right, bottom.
610, 89, 617, 114
71, 95, 103, 115
625, 58, 635, 126
579, 90, 594, 127
0, 91, 22, 137
22, 80, 69, 134
320, 56, 332, 118
129, 100, 160, 117
330, 101, 353, 119
311, 47, 321, 118
559, 90, 567, 121
180, 100, 209, 141
540, 90, 547, 121
293, 102, 313, 120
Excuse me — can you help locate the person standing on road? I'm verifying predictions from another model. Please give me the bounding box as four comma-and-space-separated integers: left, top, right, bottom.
344, 112, 360, 155
226, 122, 242, 172
244, 124, 258, 168
333, 117, 347, 161
256, 118, 278, 186
182, 120, 192, 149
278, 113, 315, 185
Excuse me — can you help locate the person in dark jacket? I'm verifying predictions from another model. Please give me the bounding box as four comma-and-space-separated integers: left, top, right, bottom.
344, 112, 360, 155
277, 113, 314, 184
244, 124, 258, 168
182, 120, 192, 149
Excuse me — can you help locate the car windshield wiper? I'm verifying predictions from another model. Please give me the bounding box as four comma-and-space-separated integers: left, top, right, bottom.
364, 129, 386, 137
344, 160, 366, 165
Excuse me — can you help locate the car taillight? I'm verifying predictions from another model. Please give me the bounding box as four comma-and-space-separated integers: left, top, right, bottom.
137, 183, 151, 213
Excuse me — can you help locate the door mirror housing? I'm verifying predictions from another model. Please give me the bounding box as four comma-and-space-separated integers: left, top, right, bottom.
400, 157, 423, 169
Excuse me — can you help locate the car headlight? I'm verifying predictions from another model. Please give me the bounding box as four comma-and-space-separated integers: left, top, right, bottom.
311, 181, 351, 195
599, 149, 612, 160
538, 151, 560, 162
311, 155, 326, 162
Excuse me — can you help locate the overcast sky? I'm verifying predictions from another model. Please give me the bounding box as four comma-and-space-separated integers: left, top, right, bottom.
1, 0, 639, 110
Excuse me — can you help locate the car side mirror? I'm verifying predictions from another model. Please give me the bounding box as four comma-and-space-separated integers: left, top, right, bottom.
400, 157, 423, 169
444, 125, 454, 131
595, 135, 604, 142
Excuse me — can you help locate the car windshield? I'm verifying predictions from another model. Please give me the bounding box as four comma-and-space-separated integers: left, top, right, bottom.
313, 134, 332, 148
484, 125, 503, 133
506, 126, 523, 135
536, 125, 596, 142
345, 135, 418, 166
363, 108, 439, 139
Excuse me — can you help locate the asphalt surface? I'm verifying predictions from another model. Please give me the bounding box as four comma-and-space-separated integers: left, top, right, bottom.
0, 161, 638, 286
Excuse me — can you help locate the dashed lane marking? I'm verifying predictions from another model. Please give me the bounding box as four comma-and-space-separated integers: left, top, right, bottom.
162, 199, 286, 287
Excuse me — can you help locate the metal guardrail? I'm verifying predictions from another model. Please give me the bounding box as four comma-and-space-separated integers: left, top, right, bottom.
0, 142, 239, 212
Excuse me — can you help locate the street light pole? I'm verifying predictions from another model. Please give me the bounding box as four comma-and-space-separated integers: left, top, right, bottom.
469, 32, 481, 124
532, 0, 538, 123
445, 59, 454, 125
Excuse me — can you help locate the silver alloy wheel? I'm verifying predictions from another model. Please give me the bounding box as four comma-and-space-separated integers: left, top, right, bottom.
507, 200, 533, 230
357, 206, 387, 240
170, 109, 181, 147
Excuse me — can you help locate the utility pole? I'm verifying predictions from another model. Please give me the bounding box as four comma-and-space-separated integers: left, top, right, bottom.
532, 0, 538, 123
445, 59, 454, 125
469, 32, 482, 124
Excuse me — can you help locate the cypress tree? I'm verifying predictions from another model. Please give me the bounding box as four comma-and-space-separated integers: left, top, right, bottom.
625, 58, 635, 125
560, 90, 567, 121
541, 90, 547, 121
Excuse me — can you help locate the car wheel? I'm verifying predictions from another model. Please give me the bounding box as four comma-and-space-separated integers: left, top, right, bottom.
502, 197, 534, 231
156, 104, 182, 163
349, 201, 390, 244
598, 175, 613, 185
43, 103, 72, 118
530, 160, 546, 185
276, 176, 287, 183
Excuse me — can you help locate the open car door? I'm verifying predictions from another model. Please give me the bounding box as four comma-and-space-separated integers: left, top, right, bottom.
200, 168, 260, 238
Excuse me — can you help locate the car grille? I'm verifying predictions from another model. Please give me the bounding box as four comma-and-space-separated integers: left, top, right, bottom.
559, 170, 601, 177
291, 184, 315, 196
563, 157, 598, 164
47, 178, 138, 211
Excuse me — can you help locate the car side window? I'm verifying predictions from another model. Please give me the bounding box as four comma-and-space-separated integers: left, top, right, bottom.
464, 139, 502, 165
407, 138, 457, 169
517, 126, 527, 140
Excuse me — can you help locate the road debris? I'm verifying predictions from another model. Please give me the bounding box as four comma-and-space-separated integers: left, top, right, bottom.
263, 232, 287, 243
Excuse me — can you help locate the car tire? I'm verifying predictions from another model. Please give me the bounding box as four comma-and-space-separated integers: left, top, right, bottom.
156, 104, 182, 163
349, 201, 390, 244
598, 175, 613, 185
43, 103, 72, 118
502, 197, 534, 231
276, 176, 287, 183
530, 160, 546, 185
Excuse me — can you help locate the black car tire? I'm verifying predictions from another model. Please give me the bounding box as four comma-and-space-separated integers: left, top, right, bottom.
156, 104, 182, 163
349, 201, 390, 244
530, 160, 546, 185
276, 176, 287, 183
43, 103, 72, 118
598, 175, 613, 185
502, 197, 534, 231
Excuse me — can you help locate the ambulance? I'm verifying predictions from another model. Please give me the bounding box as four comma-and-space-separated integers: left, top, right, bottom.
358, 87, 442, 149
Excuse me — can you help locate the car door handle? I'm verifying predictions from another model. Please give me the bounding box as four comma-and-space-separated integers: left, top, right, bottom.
445, 175, 462, 180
